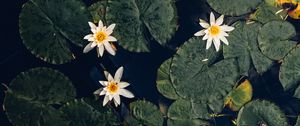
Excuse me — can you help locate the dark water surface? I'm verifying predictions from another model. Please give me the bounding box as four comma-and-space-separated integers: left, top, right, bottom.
1, 0, 300, 126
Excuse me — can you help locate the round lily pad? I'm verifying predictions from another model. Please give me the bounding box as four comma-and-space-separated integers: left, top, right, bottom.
223, 21, 273, 74
60, 99, 120, 126
237, 100, 288, 126
250, 0, 287, 24
207, 0, 262, 16
170, 37, 238, 113
105, 0, 177, 52
280, 48, 300, 91
19, 0, 90, 64
4, 67, 76, 126
167, 99, 211, 126
156, 58, 180, 100
129, 100, 164, 126
258, 21, 297, 60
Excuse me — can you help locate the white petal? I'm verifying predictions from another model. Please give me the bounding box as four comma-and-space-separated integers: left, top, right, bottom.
220, 36, 229, 45
104, 42, 116, 56
91, 42, 97, 48
99, 81, 107, 86
216, 15, 224, 26
107, 36, 117, 42
88, 37, 95, 42
199, 19, 210, 28
113, 98, 119, 107
114, 94, 121, 105
109, 94, 113, 100
194, 29, 205, 36
83, 43, 94, 53
106, 24, 116, 35
88, 22, 97, 30
210, 12, 216, 25
97, 45, 104, 57
221, 25, 235, 32
93, 88, 102, 95
118, 82, 130, 88
206, 37, 213, 50
98, 20, 103, 28
84, 34, 93, 39
222, 32, 229, 37
213, 37, 221, 51
100, 90, 106, 96
202, 34, 209, 40
104, 71, 114, 81
91, 29, 97, 33
114, 67, 124, 82
119, 89, 134, 98
103, 95, 109, 106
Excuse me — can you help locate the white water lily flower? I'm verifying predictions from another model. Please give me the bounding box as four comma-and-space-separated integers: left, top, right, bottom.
194, 12, 235, 51
93, 67, 134, 107
83, 20, 117, 57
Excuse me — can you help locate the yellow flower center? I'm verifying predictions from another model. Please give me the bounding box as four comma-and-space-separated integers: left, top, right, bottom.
95, 31, 107, 43
107, 82, 118, 94
209, 25, 221, 36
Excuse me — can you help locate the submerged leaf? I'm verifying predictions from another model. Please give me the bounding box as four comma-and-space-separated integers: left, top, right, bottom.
224, 21, 273, 74
258, 21, 297, 60
279, 47, 300, 91
4, 68, 76, 126
207, 0, 262, 16
237, 100, 288, 126
105, 0, 177, 52
129, 100, 164, 126
224, 79, 253, 111
19, 0, 90, 64
156, 58, 180, 100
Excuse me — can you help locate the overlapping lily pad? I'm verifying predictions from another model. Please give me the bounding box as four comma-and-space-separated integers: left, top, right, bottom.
207, 0, 262, 16
19, 0, 90, 64
105, 0, 177, 52
258, 21, 297, 60
170, 37, 238, 112
60, 99, 120, 126
280, 48, 300, 91
224, 79, 253, 111
4, 67, 76, 126
156, 58, 180, 100
129, 100, 164, 126
250, 0, 287, 24
167, 99, 211, 126
89, 1, 107, 24
237, 100, 288, 126
224, 21, 273, 74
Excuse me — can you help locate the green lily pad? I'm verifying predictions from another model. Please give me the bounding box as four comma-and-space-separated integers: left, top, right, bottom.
296, 116, 300, 126
170, 37, 238, 113
294, 84, 300, 99
258, 21, 297, 60
237, 100, 288, 126
224, 21, 273, 74
19, 0, 90, 64
207, 0, 262, 16
4, 67, 76, 126
89, 1, 107, 24
167, 99, 211, 126
105, 0, 177, 52
156, 58, 180, 100
129, 100, 164, 126
250, 0, 287, 24
60, 99, 120, 126
280, 48, 300, 90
